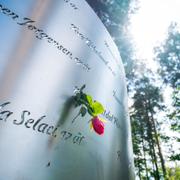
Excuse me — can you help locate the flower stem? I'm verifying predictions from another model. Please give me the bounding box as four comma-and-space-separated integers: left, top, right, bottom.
72, 111, 81, 123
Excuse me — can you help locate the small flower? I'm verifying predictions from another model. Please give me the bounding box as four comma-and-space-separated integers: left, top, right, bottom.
72, 85, 106, 135
90, 116, 105, 135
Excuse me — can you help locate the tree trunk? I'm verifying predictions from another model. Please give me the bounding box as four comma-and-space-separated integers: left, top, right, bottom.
140, 119, 149, 179
145, 103, 160, 180
150, 113, 166, 178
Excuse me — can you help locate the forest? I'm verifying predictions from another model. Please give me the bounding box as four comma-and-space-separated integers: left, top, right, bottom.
86, 0, 180, 179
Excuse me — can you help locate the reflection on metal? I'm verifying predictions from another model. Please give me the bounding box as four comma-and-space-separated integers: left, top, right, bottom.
0, 0, 135, 179
0, 0, 52, 98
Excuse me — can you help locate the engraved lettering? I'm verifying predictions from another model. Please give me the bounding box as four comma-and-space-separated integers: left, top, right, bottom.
38, 123, 49, 133
0, 4, 90, 71
46, 126, 54, 135
0, 102, 62, 138
62, 48, 68, 54
2, 8, 11, 15
0, 102, 11, 110
17, 17, 35, 25
52, 126, 59, 137
103, 110, 121, 129
0, 102, 13, 121
65, 132, 72, 140
71, 24, 114, 74
47, 37, 54, 43
36, 31, 48, 40
14, 110, 30, 125
24, 118, 34, 128
27, 24, 36, 30
61, 130, 67, 138
8, 12, 19, 20
0, 111, 13, 121
33, 115, 46, 130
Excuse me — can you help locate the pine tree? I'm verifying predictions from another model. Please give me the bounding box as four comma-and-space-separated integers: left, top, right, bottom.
131, 77, 167, 179
154, 23, 180, 164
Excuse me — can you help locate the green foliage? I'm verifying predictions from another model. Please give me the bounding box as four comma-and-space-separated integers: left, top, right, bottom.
130, 76, 166, 179
160, 135, 170, 143
155, 23, 180, 88
166, 166, 180, 180
86, 94, 93, 105
170, 154, 180, 161
154, 23, 180, 171
90, 101, 104, 116
73, 85, 105, 119
85, 94, 104, 116
169, 86, 180, 132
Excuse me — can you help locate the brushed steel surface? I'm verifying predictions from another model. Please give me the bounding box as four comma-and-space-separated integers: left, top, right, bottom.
0, 0, 134, 179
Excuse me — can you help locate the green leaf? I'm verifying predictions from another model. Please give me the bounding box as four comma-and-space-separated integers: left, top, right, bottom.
87, 107, 94, 116
80, 106, 87, 117
86, 94, 93, 105
91, 101, 104, 116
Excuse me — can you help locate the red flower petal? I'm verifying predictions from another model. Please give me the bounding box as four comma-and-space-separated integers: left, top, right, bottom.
92, 116, 104, 135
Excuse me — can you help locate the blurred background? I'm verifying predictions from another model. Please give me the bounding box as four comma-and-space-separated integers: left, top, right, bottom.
86, 0, 180, 179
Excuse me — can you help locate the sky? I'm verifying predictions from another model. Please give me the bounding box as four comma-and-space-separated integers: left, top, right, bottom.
128, 0, 180, 106
129, 0, 180, 70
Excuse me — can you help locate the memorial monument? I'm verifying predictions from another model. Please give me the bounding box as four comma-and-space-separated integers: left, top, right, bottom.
0, 0, 134, 179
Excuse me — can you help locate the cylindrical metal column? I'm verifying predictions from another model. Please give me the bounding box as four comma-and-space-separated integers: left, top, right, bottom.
0, 1, 134, 179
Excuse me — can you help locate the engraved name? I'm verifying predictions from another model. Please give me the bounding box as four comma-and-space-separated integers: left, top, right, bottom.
63, 0, 78, 10
0, 102, 58, 137
0, 102, 85, 145
0, 4, 90, 71
104, 40, 121, 70
71, 23, 117, 76
102, 110, 121, 129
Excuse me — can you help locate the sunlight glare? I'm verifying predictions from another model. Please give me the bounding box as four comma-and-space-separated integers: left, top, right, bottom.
130, 0, 180, 69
